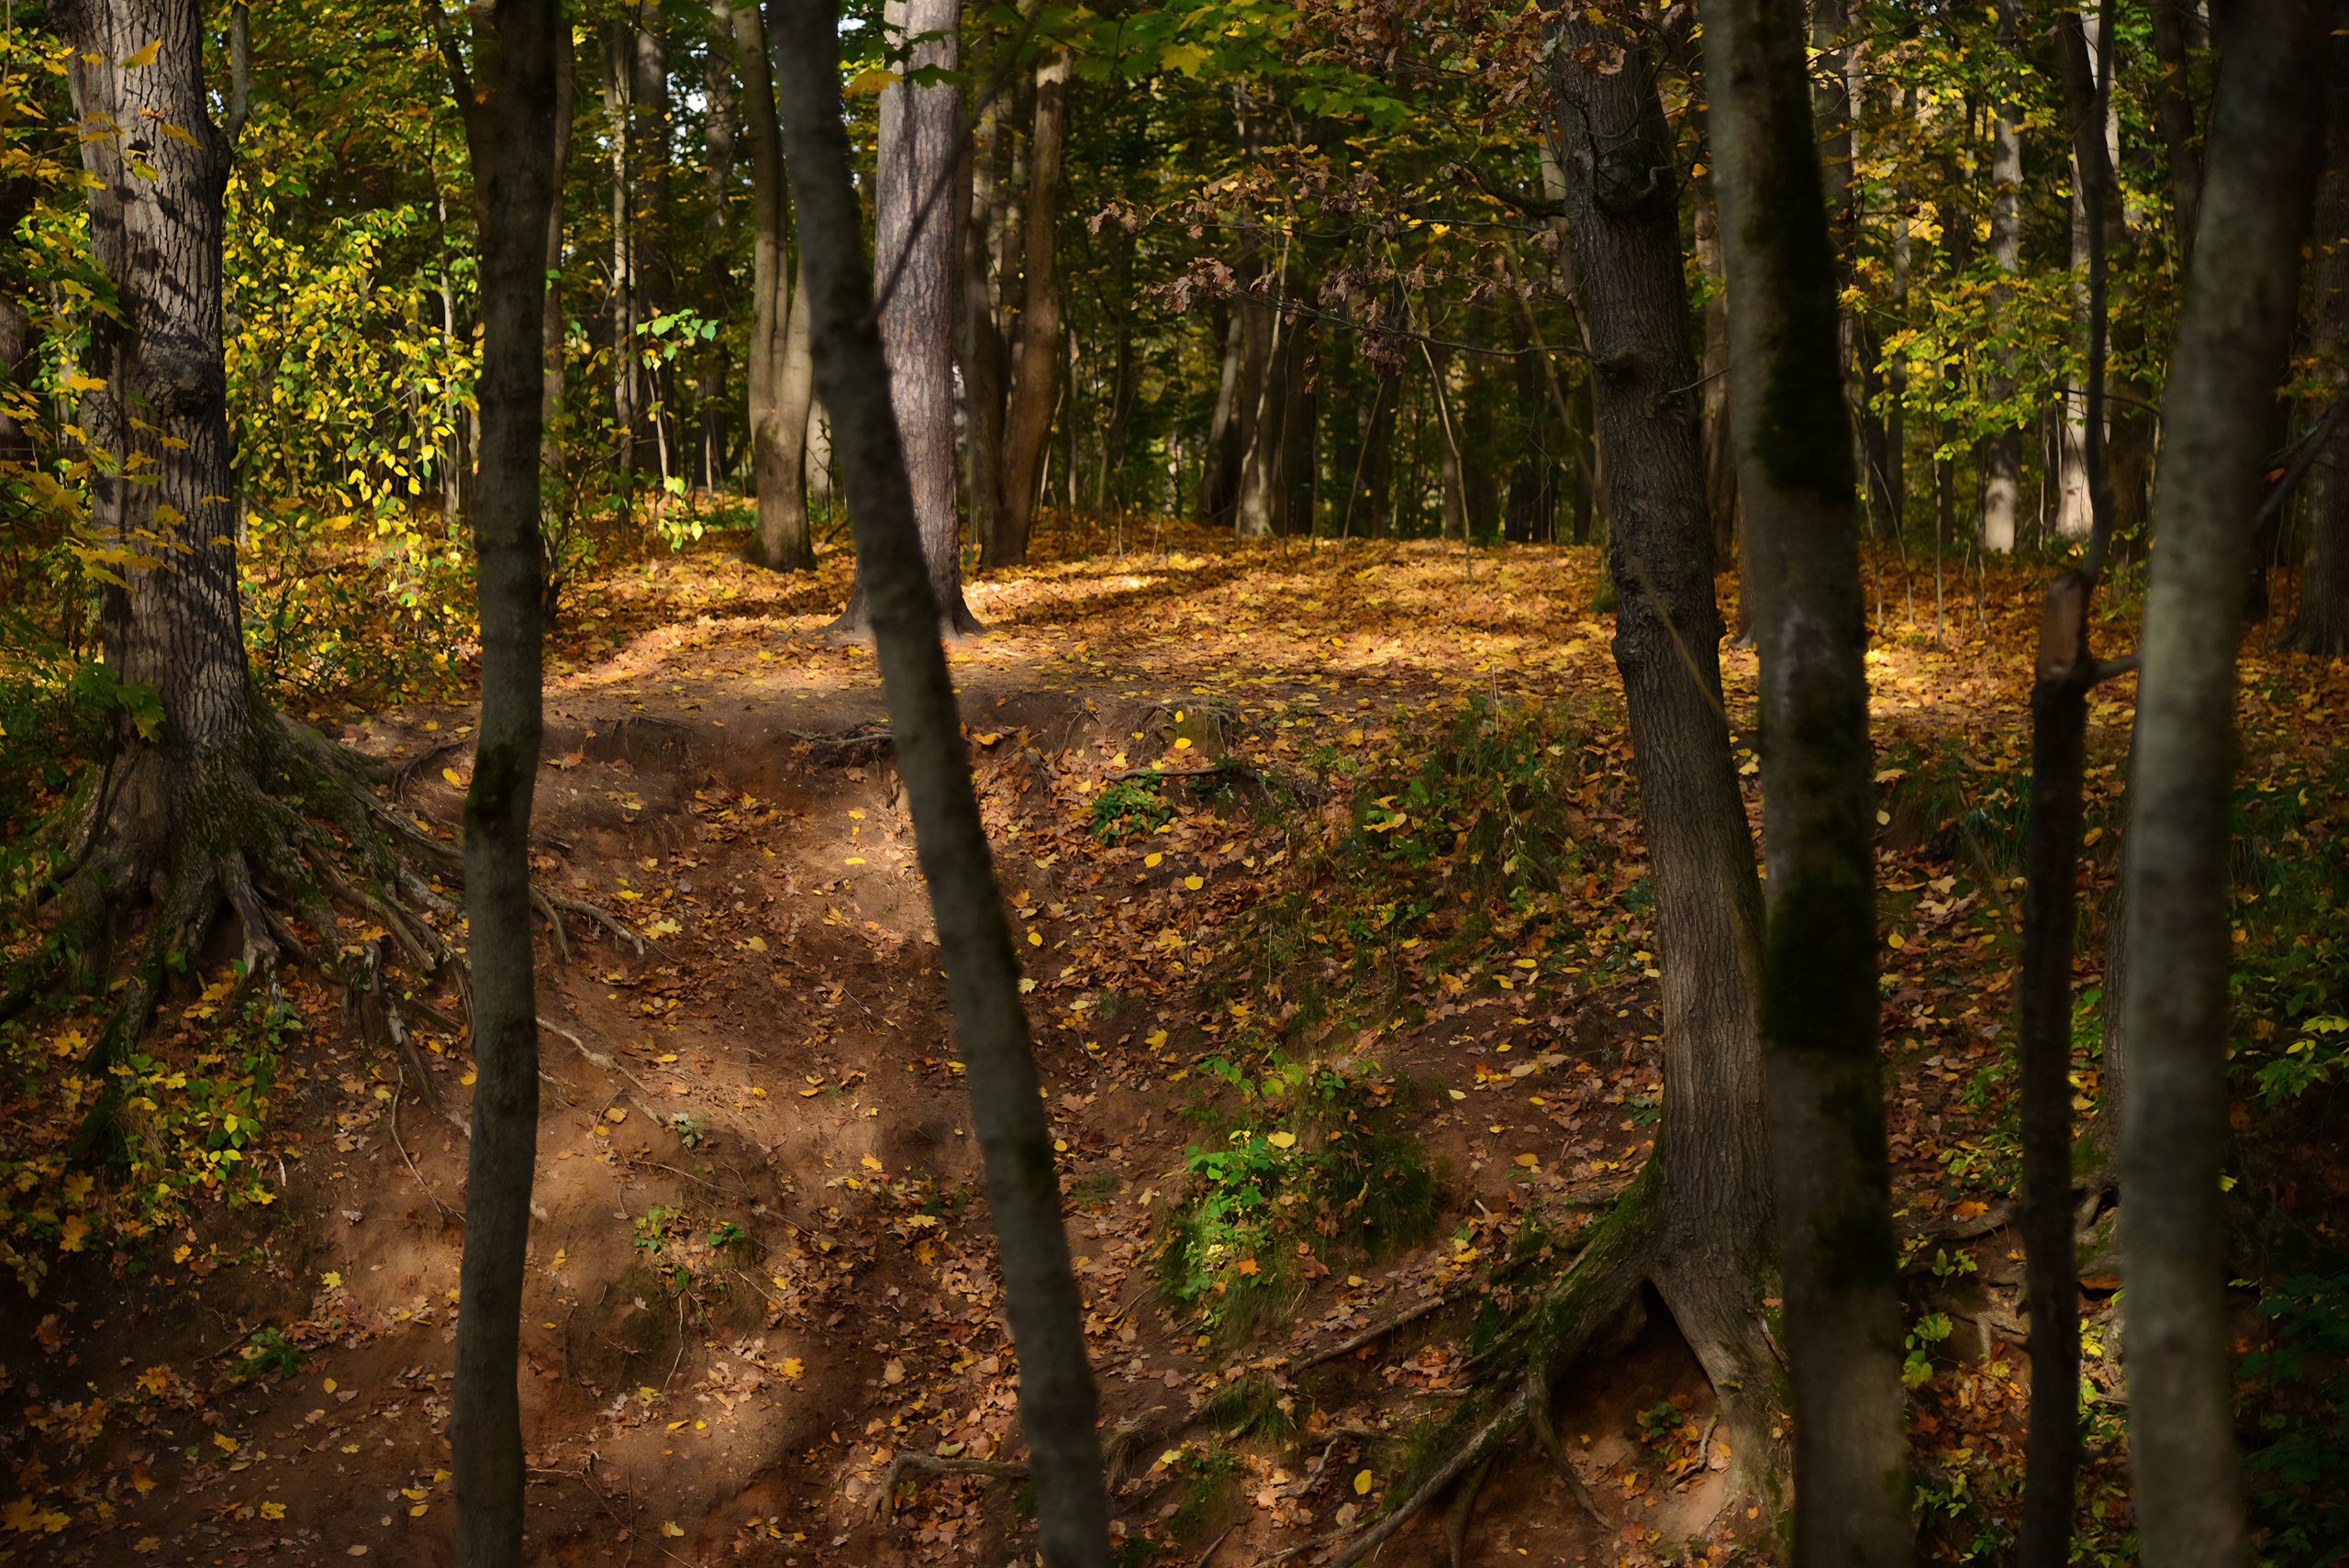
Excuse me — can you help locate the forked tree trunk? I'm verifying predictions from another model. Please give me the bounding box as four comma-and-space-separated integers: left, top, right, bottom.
1700, 0, 1911, 1560
2121, 5, 2330, 1565
734, 0, 811, 570
763, 4, 1105, 1562
989, 49, 1070, 571
56, 0, 253, 871
440, 9, 560, 1566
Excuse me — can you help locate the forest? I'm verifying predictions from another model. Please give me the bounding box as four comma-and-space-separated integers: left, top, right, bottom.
1, 0, 2346, 1565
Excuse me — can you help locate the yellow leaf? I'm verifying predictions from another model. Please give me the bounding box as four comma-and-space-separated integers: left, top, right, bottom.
1515, 1153, 1540, 1169
460, 1068, 477, 1085
320, 1272, 340, 1288
442, 768, 463, 787
59, 1214, 88, 1251
1265, 1131, 1297, 1150
1028, 931, 1042, 946
1174, 737, 1193, 749
401, 1488, 427, 1501
1512, 958, 1538, 969
260, 1502, 285, 1520
120, 37, 162, 68
861, 1155, 883, 1171
322, 1378, 337, 1393
409, 1505, 429, 1517
781, 1358, 804, 1379
1354, 1470, 1375, 1495
1183, 875, 1205, 891
848, 808, 865, 819
1144, 852, 1163, 868
214, 1433, 240, 1452
662, 1521, 685, 1537
845, 857, 866, 866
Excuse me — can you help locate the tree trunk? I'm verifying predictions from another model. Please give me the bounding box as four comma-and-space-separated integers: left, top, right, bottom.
734, 0, 811, 570
1691, 171, 1740, 570
1700, 0, 1911, 1559
1983, 3, 2026, 552
697, 1, 738, 493
443, 9, 559, 1566
539, 35, 574, 487
963, 73, 1011, 565
57, 0, 253, 867
1196, 299, 1246, 528
989, 48, 1070, 572
2121, 5, 2330, 1564
2150, 0, 2207, 275
763, 4, 1106, 1561
1543, 0, 1781, 1505
633, 17, 674, 485
602, 22, 637, 484
2288, 45, 2349, 654
2054, 11, 2112, 544
841, 0, 974, 631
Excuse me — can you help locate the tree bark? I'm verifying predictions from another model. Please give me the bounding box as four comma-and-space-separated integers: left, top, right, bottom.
962, 72, 1011, 564
763, 4, 1106, 1561
734, 0, 811, 570
1982, 2, 2026, 552
989, 48, 1070, 571
1691, 171, 1740, 570
56, 0, 253, 866
835, 0, 975, 630
697, 0, 738, 493
2288, 42, 2349, 654
1699, 0, 1911, 1559
2121, 6, 2330, 1566
2149, 0, 2206, 276
602, 21, 638, 484
633, 17, 675, 485
539, 34, 574, 487
1545, 1, 1781, 1505
2054, 10, 2113, 544
440, 8, 559, 1566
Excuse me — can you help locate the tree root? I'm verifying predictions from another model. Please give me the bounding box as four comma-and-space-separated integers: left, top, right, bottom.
17, 709, 638, 1164
1442, 1450, 1497, 1568
871, 1452, 1030, 1519
1289, 1296, 1450, 1373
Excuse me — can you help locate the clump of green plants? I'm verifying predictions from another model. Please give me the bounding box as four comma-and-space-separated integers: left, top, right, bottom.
1202, 1368, 1303, 1445
1155, 1061, 1439, 1336
1091, 775, 1174, 844
0, 975, 290, 1292
2240, 1271, 2349, 1565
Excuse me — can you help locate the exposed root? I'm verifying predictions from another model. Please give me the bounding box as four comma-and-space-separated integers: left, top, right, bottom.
1289, 1296, 1451, 1373
19, 709, 639, 1169
1442, 1450, 1497, 1568
871, 1452, 1030, 1519
1331, 1394, 1531, 1568
1526, 1366, 1611, 1530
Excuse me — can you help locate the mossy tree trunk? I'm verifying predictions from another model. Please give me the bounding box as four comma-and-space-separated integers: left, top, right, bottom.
1700, 0, 1911, 1560
2121, 4, 2331, 1563
765, 1, 1105, 1562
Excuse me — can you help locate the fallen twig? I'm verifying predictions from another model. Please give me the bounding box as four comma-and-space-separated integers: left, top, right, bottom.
388, 1084, 454, 1224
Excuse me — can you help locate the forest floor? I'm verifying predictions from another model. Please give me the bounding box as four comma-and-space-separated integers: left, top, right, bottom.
6, 525, 2349, 1568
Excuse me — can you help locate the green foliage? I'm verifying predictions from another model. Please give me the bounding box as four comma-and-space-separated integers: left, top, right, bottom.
230, 1325, 305, 1383
1156, 1062, 1437, 1335
2241, 1273, 2349, 1566
1903, 1310, 1954, 1390
1091, 775, 1174, 844
0, 976, 289, 1294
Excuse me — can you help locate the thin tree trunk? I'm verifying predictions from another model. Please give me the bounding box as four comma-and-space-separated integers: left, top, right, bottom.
988, 48, 1070, 571
1700, 0, 1911, 1559
441, 7, 559, 1565
634, 17, 674, 484
2122, 6, 2330, 1565
763, 4, 1106, 1561
2288, 43, 2349, 653
1691, 171, 1740, 569
697, 1, 737, 492
602, 22, 637, 484
962, 70, 1011, 565
2054, 11, 2111, 544
1197, 300, 1245, 528
734, 0, 809, 569
2150, 0, 2207, 275
539, 35, 574, 487
1983, 2, 2026, 552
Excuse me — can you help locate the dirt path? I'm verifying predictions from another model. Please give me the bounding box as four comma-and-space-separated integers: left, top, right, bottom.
2, 539, 2132, 1568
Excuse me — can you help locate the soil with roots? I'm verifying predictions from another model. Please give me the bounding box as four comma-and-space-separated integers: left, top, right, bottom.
0, 538, 2190, 1567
